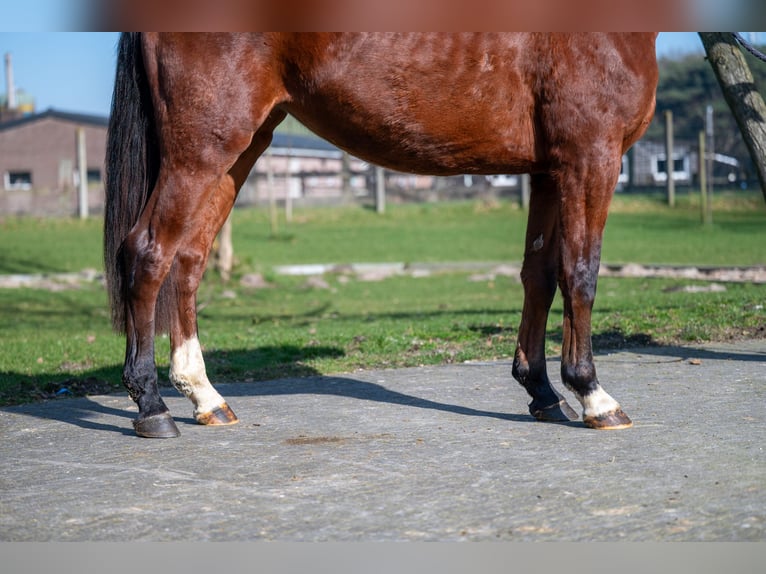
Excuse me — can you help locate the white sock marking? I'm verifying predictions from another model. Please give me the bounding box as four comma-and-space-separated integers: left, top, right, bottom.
576, 386, 621, 419
169, 336, 225, 416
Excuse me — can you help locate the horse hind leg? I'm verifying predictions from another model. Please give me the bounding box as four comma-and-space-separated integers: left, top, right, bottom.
120, 191, 183, 438
512, 173, 578, 423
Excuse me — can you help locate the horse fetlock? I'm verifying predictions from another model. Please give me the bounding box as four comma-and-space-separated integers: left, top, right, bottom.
512, 346, 545, 384
577, 386, 631, 429
122, 369, 157, 403
563, 360, 596, 381
529, 398, 579, 422
511, 356, 530, 384
561, 362, 598, 394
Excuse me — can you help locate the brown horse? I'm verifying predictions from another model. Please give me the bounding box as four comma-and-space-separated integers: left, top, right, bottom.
104, 33, 658, 438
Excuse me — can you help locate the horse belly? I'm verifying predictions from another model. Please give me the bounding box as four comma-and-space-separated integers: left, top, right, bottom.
281, 33, 540, 176
292, 108, 540, 176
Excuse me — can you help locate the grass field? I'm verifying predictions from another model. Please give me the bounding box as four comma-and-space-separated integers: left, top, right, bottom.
1, 191, 765, 406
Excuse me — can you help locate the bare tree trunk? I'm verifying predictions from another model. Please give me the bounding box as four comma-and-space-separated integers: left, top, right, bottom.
215, 213, 234, 282
699, 33, 766, 200
340, 151, 354, 203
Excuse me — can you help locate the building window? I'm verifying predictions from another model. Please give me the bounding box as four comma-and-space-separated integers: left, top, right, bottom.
73, 169, 102, 188
652, 154, 690, 183
618, 154, 629, 184
4, 171, 33, 190
656, 157, 686, 175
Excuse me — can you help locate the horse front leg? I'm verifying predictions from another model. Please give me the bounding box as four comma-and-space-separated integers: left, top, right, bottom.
557, 162, 632, 430
512, 174, 578, 422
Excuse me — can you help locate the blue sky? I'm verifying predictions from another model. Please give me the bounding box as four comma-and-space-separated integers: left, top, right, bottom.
0, 32, 711, 118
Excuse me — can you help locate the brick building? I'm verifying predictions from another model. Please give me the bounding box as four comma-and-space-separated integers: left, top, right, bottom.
0, 109, 373, 216
0, 108, 108, 216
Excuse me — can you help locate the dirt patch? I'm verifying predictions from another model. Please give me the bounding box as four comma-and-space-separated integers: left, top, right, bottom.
2, 264, 764, 292
600, 263, 766, 283
284, 436, 347, 446
0, 269, 102, 291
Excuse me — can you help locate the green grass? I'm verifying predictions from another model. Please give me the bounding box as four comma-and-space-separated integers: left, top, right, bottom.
0, 216, 104, 274
2, 191, 765, 275
230, 199, 526, 268
1, 192, 765, 406
602, 191, 766, 265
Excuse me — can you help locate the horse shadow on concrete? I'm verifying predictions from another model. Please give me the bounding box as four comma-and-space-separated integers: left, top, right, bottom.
553, 328, 766, 363
602, 342, 766, 363
1, 345, 544, 436
4, 333, 764, 436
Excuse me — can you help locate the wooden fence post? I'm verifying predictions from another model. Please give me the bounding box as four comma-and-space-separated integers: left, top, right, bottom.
375, 165, 386, 214
267, 147, 278, 236
76, 127, 88, 219
520, 173, 530, 210
699, 130, 711, 225
664, 110, 675, 208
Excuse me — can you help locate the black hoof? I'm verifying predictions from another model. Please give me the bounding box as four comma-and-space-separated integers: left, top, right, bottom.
133, 412, 180, 438
530, 399, 579, 422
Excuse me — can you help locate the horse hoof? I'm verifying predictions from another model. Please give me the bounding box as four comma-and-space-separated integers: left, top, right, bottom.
195, 403, 239, 426
583, 408, 633, 430
530, 399, 579, 422
133, 413, 181, 438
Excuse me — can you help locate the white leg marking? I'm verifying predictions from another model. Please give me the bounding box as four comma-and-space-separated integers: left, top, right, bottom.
169, 336, 226, 417
576, 386, 621, 419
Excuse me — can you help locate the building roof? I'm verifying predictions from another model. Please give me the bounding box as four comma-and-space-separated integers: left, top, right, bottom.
270, 131, 341, 155
0, 108, 337, 151
0, 108, 109, 132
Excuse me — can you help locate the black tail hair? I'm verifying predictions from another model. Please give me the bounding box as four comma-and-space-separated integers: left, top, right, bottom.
104, 33, 174, 334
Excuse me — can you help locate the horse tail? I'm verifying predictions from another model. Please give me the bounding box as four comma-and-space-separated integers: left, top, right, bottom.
104, 33, 173, 334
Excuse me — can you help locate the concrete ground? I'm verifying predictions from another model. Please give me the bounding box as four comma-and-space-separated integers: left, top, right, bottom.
1, 340, 764, 541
